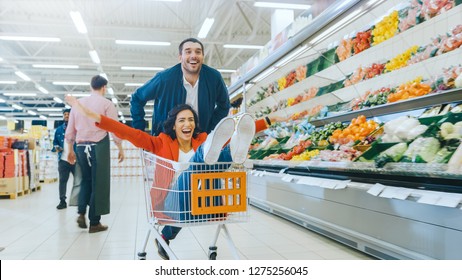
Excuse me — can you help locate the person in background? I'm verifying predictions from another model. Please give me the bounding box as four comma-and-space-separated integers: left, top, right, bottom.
65, 75, 125, 234
52, 109, 74, 210
130, 37, 230, 135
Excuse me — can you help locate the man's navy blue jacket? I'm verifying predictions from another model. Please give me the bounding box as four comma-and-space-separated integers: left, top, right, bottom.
130, 63, 230, 135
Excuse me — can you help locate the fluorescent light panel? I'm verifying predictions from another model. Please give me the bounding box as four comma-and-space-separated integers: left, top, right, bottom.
124, 83, 144, 86
111, 97, 118, 104
53, 81, 90, 86
33, 64, 79, 69
14, 71, 31, 81
107, 87, 114, 95
115, 40, 171, 46
89, 50, 101, 64
36, 85, 49, 94
27, 110, 37, 116
37, 108, 63, 112
49, 113, 63, 116
223, 44, 264, 49
0, 81, 17, 84
39, 115, 47, 120
121, 66, 164, 71
0, 98, 5, 103
12, 104, 23, 110
0, 108, 14, 111
69, 11, 88, 34
218, 69, 237, 73
198, 18, 215, 38
0, 36, 60, 42
3, 93, 37, 96
71, 93, 91, 97
254, 2, 311, 10
53, 97, 63, 103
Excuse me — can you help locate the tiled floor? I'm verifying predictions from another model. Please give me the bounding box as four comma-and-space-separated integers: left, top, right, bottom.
0, 177, 375, 260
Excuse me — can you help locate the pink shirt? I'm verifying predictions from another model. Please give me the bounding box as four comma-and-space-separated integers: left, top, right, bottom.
65, 93, 122, 145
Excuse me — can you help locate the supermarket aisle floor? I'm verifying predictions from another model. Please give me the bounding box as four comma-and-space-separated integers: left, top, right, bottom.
0, 178, 375, 260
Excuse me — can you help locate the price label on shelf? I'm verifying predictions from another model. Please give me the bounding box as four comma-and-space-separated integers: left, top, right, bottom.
367, 183, 386, 196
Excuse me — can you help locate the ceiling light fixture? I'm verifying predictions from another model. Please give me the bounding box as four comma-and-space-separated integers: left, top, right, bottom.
124, 83, 144, 87
115, 40, 171, 46
39, 115, 47, 120
107, 88, 114, 95
223, 44, 264, 50
36, 85, 49, 94
14, 71, 31, 81
89, 50, 101, 64
0, 81, 17, 84
71, 93, 91, 97
100, 73, 108, 80
52, 81, 90, 86
0, 108, 14, 111
37, 108, 63, 112
111, 97, 118, 104
49, 113, 63, 116
0, 116, 6, 120
218, 69, 237, 73
198, 17, 215, 38
254, 2, 311, 10
65, 105, 71, 109
69, 11, 88, 34
121, 66, 164, 71
32, 64, 79, 69
0, 36, 61, 42
53, 97, 63, 103
3, 93, 37, 96
12, 104, 23, 110
27, 110, 37, 116
0, 98, 5, 103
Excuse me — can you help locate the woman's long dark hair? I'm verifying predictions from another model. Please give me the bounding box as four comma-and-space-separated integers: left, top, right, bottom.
163, 104, 201, 140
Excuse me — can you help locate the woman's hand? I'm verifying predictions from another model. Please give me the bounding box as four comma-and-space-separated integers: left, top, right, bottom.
65, 95, 79, 107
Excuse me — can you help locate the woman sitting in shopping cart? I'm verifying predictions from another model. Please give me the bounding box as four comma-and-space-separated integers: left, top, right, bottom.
65, 95, 277, 259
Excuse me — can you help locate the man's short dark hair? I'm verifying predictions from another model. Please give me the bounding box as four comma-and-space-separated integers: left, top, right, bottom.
91, 75, 108, 90
63, 109, 71, 114
179, 38, 204, 55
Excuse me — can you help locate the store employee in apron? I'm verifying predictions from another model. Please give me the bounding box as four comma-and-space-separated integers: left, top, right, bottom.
65, 75, 125, 233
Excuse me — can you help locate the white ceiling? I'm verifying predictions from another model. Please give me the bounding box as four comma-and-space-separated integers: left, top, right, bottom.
0, 0, 309, 121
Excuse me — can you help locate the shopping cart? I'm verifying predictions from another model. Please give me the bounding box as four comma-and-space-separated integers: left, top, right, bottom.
137, 151, 249, 260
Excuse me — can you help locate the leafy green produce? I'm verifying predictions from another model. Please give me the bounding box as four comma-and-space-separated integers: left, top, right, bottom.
374, 142, 408, 168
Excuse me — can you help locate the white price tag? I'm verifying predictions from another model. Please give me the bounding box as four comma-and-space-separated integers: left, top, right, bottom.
379, 187, 397, 198
281, 175, 295, 182
298, 176, 320, 186
435, 196, 461, 208
417, 195, 440, 205
393, 188, 412, 200
367, 183, 386, 196
335, 180, 351, 189
319, 179, 337, 189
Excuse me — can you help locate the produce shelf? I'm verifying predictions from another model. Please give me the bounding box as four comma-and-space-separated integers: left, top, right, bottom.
310, 88, 462, 126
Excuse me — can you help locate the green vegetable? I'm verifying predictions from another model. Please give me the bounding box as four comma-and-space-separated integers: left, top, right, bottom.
431, 147, 455, 164
375, 143, 408, 168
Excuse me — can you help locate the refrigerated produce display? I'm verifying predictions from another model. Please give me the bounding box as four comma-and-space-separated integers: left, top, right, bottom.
229, 0, 462, 259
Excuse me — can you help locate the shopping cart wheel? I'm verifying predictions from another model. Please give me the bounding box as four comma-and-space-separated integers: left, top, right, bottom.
137, 252, 147, 260
208, 246, 217, 260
